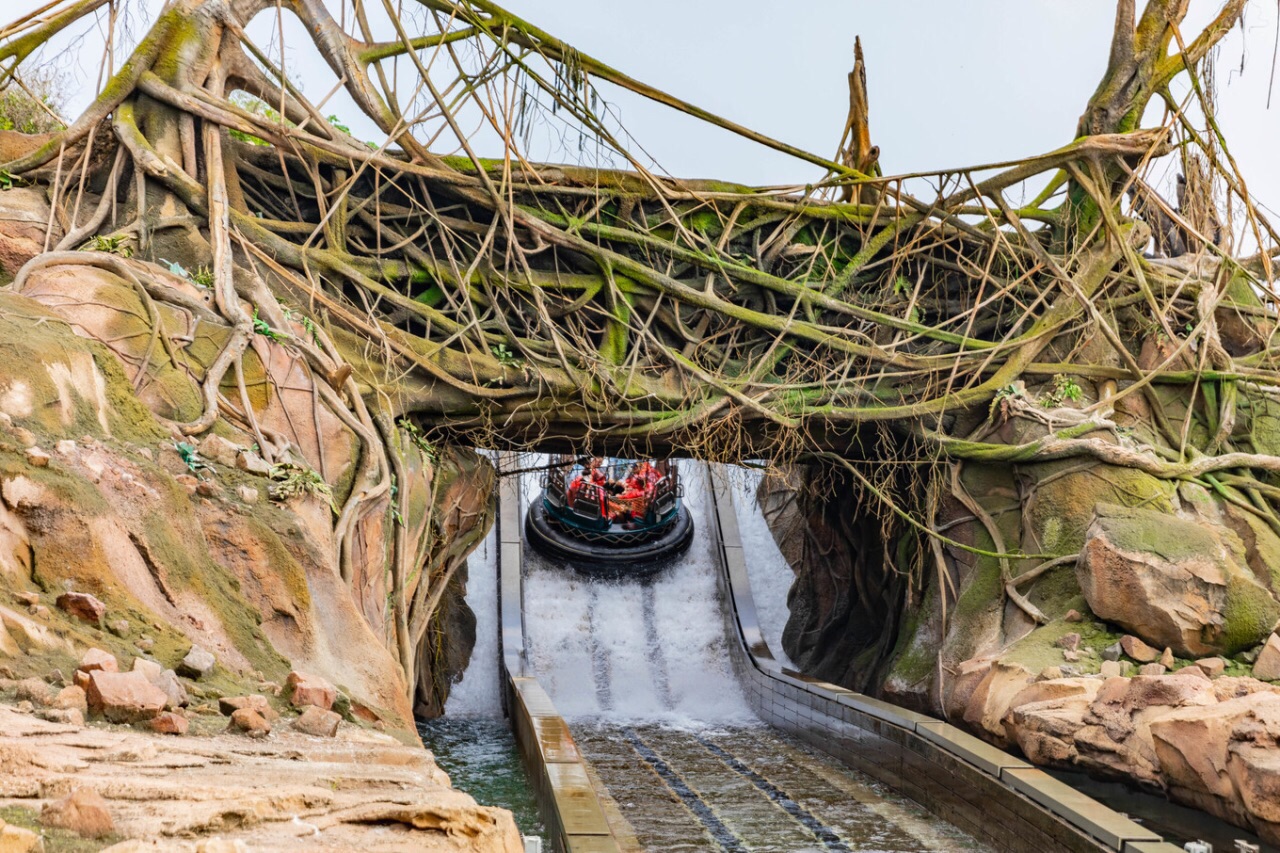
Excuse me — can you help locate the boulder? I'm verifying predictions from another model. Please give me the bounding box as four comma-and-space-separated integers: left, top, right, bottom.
176, 645, 215, 680
23, 447, 48, 468
51, 686, 87, 714
36, 707, 84, 726
197, 434, 240, 467
1076, 504, 1280, 657
286, 671, 336, 711
149, 712, 189, 735
54, 592, 105, 625
227, 708, 271, 737
236, 449, 272, 476
1054, 633, 1081, 651
1160, 647, 1176, 669
152, 670, 188, 710
1101, 660, 1122, 678
41, 787, 114, 838
0, 818, 42, 852
1254, 633, 1280, 681
130, 658, 162, 682
78, 648, 118, 674
1120, 635, 1160, 663
84, 671, 167, 723
1197, 657, 1227, 678
292, 706, 341, 737
1139, 664, 1167, 676
218, 695, 278, 721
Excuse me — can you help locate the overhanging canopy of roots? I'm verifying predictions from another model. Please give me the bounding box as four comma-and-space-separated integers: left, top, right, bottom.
3, 0, 1278, 631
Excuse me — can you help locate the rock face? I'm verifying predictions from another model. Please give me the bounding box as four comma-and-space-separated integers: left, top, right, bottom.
1076, 504, 1280, 657
0, 282, 498, 734
84, 671, 167, 723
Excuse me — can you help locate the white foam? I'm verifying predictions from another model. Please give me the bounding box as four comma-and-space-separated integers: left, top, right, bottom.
522, 462, 754, 725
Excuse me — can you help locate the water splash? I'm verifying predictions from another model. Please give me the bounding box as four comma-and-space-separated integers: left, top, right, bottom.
523, 462, 754, 725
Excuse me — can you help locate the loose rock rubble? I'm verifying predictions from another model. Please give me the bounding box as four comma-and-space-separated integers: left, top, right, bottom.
0, 704, 521, 851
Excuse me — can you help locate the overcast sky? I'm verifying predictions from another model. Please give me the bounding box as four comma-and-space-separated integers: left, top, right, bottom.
10, 1, 1280, 213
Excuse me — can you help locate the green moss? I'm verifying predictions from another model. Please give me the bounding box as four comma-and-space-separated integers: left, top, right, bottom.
95, 351, 168, 444
1006, 617, 1117, 675
1092, 503, 1220, 565
136, 507, 290, 682
1222, 571, 1280, 654
886, 586, 936, 686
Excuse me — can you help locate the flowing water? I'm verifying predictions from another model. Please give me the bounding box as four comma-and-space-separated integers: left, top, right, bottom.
520, 461, 988, 852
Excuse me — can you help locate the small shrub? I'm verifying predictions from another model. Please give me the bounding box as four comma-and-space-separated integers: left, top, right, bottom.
268, 462, 335, 512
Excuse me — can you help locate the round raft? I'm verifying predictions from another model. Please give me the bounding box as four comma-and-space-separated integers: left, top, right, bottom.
525, 457, 694, 575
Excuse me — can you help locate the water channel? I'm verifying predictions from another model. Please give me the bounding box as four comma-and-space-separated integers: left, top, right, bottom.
429, 457, 1270, 851
514, 462, 988, 851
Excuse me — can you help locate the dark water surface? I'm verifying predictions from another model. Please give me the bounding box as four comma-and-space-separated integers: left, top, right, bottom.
417, 715, 545, 844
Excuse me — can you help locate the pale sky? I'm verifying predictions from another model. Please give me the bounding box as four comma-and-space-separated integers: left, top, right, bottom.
10, 1, 1280, 215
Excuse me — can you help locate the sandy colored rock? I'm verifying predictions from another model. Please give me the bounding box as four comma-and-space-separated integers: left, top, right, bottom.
236, 450, 271, 476
132, 658, 162, 682
54, 591, 105, 625
150, 712, 188, 735
0, 702, 520, 850
292, 705, 341, 737
107, 619, 130, 637
1054, 633, 1081, 651
85, 671, 167, 723
1138, 664, 1166, 676
1254, 633, 1280, 681
1100, 660, 1122, 678
176, 645, 215, 680
197, 434, 240, 468
36, 707, 84, 725
218, 695, 277, 721
226, 708, 270, 737
1197, 657, 1226, 678
1160, 647, 1175, 669
41, 787, 114, 838
152, 670, 188, 710
0, 818, 42, 852
1120, 635, 1159, 663
286, 671, 336, 711
13, 592, 38, 607
79, 647, 119, 674
51, 685, 87, 714
22, 447, 48, 468
1076, 503, 1280, 657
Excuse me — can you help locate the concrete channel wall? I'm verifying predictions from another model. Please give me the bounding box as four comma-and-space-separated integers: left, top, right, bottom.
497, 469, 623, 853
705, 466, 1183, 853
